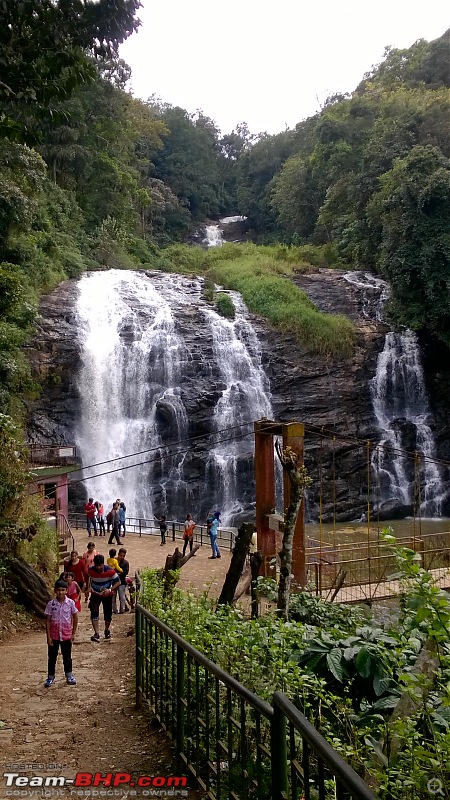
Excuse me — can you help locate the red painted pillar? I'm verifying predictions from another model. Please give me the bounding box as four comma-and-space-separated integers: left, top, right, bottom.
282, 423, 306, 587
254, 420, 276, 573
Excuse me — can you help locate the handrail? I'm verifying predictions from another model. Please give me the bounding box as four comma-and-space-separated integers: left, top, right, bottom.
273, 691, 377, 800
56, 512, 75, 553
135, 603, 376, 800
67, 512, 236, 548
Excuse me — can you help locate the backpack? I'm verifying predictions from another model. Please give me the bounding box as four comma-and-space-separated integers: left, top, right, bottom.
206, 515, 214, 531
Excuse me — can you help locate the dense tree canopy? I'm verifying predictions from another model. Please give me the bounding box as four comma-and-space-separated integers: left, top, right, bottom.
0, 23, 448, 428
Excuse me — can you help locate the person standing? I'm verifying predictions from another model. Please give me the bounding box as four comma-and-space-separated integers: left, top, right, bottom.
95, 501, 106, 536
208, 511, 222, 559
118, 502, 126, 538
107, 502, 122, 545
63, 550, 87, 592
44, 580, 78, 687
84, 497, 97, 537
82, 541, 98, 570
182, 514, 195, 557
158, 515, 167, 546
116, 548, 130, 614
63, 571, 82, 613
85, 554, 120, 641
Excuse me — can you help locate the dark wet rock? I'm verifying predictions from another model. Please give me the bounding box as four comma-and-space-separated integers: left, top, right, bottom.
25, 268, 450, 522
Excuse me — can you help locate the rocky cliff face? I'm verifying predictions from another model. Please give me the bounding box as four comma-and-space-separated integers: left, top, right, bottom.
25, 268, 449, 521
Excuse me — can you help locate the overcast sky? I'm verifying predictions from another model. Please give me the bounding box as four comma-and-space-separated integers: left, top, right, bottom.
119, 0, 448, 135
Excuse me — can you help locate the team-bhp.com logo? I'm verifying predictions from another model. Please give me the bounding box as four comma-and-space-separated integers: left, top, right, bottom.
3, 773, 188, 795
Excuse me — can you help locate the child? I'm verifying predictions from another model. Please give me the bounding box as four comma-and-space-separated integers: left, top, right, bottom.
44, 580, 78, 687
107, 548, 123, 574
125, 575, 136, 610
82, 541, 98, 569
63, 571, 82, 613
107, 549, 123, 614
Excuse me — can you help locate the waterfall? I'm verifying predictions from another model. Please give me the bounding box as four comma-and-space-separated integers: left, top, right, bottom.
204, 293, 273, 524
74, 268, 274, 524
343, 272, 444, 516
75, 270, 190, 519
203, 225, 223, 248
203, 216, 247, 248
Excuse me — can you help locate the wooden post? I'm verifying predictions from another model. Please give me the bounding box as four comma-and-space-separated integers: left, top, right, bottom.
254, 420, 276, 573
282, 422, 306, 587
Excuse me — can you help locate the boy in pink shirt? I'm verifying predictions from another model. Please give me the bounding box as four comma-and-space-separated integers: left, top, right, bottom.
44, 579, 78, 687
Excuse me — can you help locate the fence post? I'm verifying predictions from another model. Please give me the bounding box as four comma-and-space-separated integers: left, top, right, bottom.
139, 518, 142, 537
271, 699, 288, 800
135, 608, 143, 709
176, 645, 185, 772
172, 522, 176, 542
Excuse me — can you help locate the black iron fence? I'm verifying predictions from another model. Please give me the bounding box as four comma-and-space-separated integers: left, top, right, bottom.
135, 604, 377, 800
68, 512, 236, 549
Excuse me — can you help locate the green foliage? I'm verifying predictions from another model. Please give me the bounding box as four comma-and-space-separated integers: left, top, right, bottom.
208, 252, 355, 356
0, 0, 141, 142
15, 516, 58, 576
0, 415, 29, 522
140, 534, 450, 796
215, 293, 235, 319
367, 145, 450, 345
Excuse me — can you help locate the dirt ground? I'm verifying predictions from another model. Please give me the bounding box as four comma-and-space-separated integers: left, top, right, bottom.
0, 529, 232, 800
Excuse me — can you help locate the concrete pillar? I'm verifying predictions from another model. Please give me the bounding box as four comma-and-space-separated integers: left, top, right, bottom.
282, 423, 306, 587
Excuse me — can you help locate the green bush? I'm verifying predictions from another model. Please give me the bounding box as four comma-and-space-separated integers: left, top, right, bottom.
215, 292, 235, 318
16, 516, 58, 577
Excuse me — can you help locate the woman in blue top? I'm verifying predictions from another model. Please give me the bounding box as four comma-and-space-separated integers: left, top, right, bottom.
208, 512, 221, 559
118, 502, 126, 537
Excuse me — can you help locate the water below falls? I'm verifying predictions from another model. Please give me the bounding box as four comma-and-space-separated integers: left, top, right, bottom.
75, 269, 274, 524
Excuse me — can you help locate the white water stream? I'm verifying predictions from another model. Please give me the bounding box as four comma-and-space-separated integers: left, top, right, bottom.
75, 263, 274, 523
343, 271, 444, 515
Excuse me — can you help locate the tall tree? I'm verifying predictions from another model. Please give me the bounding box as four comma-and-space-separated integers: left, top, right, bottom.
0, 0, 141, 141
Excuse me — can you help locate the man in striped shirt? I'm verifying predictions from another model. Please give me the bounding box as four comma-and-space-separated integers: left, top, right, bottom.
86, 554, 120, 642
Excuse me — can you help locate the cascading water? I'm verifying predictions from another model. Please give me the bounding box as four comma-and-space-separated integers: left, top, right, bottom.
75, 270, 190, 518
203, 225, 223, 248
75, 266, 274, 523
204, 293, 273, 524
343, 272, 444, 516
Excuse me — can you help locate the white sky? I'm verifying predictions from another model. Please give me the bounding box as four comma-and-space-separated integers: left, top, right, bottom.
119, 0, 448, 135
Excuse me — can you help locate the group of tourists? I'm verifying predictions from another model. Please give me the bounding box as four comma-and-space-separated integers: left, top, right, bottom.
175, 510, 222, 560
43, 543, 134, 688
84, 497, 126, 544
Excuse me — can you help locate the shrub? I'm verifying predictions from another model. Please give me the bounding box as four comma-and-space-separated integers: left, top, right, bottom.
215, 292, 235, 318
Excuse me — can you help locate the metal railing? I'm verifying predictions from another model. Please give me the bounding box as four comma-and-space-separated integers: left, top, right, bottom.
27, 443, 79, 466
306, 532, 450, 602
135, 604, 376, 800
56, 512, 75, 554
68, 512, 236, 549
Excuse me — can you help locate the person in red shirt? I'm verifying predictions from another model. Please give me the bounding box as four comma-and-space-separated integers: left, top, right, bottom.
84, 497, 97, 536
63, 550, 87, 591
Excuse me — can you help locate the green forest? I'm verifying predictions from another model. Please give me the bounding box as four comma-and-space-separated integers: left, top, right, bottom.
0, 1, 448, 544
0, 6, 449, 796
0, 1, 448, 521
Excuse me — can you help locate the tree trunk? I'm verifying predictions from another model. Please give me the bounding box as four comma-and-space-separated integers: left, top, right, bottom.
275, 442, 311, 622
250, 551, 263, 619
162, 545, 200, 597
217, 523, 254, 607
8, 558, 51, 617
